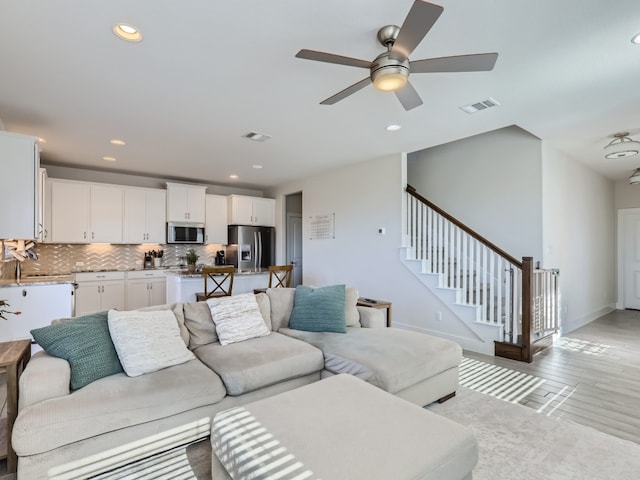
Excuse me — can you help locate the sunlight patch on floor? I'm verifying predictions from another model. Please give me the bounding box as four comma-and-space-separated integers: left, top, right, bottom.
554, 337, 609, 356
459, 357, 546, 403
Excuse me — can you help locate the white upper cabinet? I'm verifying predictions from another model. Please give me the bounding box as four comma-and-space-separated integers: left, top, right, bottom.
49, 179, 123, 243
228, 195, 275, 226
205, 194, 228, 244
0, 131, 40, 239
123, 187, 166, 243
166, 182, 206, 224
90, 184, 123, 242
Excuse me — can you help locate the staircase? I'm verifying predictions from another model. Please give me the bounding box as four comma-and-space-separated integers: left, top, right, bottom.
403, 185, 559, 362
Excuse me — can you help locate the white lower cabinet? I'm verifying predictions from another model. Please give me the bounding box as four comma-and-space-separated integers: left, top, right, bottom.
125, 270, 166, 309
0, 283, 74, 345
74, 271, 125, 316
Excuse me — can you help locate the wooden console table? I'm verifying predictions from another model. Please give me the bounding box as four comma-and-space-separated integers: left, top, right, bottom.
0, 339, 31, 473
356, 298, 392, 327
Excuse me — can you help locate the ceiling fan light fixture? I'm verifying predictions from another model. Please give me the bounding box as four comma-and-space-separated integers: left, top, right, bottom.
629, 168, 640, 185
604, 132, 640, 159
373, 71, 408, 91
371, 52, 409, 92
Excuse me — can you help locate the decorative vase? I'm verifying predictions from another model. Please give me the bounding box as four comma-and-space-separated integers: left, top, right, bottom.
187, 264, 196, 273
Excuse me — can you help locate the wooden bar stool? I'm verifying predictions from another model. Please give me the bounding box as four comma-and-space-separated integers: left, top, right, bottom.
253, 264, 293, 294
195, 266, 235, 301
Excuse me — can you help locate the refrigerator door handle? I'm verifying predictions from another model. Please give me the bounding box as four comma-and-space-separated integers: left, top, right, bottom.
258, 231, 263, 269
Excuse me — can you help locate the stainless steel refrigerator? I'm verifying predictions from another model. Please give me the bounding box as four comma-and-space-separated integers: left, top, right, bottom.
227, 225, 275, 271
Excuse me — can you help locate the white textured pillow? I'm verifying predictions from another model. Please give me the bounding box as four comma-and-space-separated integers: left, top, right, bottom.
108, 309, 195, 377
207, 293, 270, 345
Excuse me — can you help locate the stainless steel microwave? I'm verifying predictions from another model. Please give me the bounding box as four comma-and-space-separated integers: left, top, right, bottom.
166, 222, 205, 244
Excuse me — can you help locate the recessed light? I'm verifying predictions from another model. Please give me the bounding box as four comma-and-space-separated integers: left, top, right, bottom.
632, 32, 640, 44
102, 156, 117, 162
229, 174, 239, 180
110, 139, 126, 146
252, 164, 263, 169
385, 124, 402, 132
112, 23, 143, 42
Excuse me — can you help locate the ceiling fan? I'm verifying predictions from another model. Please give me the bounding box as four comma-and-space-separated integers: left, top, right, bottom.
295, 0, 498, 111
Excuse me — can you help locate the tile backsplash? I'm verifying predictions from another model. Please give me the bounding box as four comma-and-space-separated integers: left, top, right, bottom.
1, 243, 225, 277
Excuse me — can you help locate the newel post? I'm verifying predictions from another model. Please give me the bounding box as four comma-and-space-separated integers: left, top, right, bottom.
521, 257, 534, 363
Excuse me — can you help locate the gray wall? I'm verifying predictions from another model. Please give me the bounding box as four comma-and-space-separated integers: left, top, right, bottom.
407, 125, 543, 261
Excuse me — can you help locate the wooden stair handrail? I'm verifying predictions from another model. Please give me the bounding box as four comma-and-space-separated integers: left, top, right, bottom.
406, 185, 522, 268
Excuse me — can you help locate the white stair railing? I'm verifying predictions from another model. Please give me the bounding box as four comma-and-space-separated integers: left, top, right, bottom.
405, 187, 523, 342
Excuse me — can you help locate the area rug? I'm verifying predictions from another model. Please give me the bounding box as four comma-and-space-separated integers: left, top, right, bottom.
428, 387, 640, 480
85, 386, 640, 480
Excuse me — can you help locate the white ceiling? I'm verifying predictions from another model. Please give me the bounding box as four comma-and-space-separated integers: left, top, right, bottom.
1, 0, 639, 189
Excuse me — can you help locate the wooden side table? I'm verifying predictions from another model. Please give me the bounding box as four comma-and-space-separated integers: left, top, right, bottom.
0, 339, 31, 474
356, 298, 392, 327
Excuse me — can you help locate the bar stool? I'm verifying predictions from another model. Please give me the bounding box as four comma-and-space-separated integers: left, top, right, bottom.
195, 266, 235, 301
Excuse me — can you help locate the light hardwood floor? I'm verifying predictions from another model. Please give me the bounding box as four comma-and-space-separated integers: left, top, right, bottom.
0, 309, 638, 477
462, 308, 640, 444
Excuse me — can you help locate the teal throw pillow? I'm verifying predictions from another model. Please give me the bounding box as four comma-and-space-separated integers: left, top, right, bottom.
289, 284, 347, 333
31, 311, 123, 390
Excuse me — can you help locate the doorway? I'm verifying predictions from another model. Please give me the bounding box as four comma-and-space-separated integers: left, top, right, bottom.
285, 192, 303, 287
618, 208, 640, 309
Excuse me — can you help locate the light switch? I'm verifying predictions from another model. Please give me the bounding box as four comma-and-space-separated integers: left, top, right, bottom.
378, 227, 386, 235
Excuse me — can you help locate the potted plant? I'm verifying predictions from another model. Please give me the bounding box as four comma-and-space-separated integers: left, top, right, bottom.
186, 248, 199, 273
0, 299, 21, 320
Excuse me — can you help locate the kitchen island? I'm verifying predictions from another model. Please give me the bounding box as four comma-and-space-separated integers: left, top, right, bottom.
165, 268, 270, 303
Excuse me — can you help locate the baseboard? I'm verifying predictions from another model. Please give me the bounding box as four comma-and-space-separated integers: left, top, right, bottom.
561, 304, 616, 335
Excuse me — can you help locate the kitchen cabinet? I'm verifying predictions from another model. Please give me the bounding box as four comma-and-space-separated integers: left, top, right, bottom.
74, 271, 125, 316
125, 270, 166, 309
205, 194, 228, 244
166, 183, 206, 224
123, 187, 166, 243
0, 131, 40, 240
0, 283, 74, 345
49, 179, 123, 243
228, 195, 275, 227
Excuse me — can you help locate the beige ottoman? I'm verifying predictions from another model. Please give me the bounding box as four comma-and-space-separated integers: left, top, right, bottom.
211, 374, 478, 480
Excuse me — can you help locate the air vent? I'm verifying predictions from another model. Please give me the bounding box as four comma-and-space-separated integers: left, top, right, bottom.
459, 97, 500, 114
242, 131, 271, 142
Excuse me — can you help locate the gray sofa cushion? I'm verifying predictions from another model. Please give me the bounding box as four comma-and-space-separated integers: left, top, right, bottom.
13, 359, 226, 456
194, 332, 324, 396
183, 301, 218, 348
279, 327, 462, 394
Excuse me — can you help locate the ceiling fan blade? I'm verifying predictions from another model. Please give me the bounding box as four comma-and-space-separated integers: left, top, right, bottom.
296, 49, 371, 69
395, 81, 423, 111
320, 77, 372, 105
390, 1, 443, 61
410, 53, 498, 73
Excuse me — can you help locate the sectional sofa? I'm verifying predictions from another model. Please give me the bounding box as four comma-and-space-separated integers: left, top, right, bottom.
12, 286, 462, 479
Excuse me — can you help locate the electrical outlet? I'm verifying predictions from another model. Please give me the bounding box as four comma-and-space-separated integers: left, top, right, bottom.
435, 311, 442, 322
75, 261, 84, 268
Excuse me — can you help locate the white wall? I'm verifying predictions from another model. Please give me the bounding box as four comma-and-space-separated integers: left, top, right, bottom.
541, 143, 615, 333
407, 126, 543, 261
269, 153, 501, 351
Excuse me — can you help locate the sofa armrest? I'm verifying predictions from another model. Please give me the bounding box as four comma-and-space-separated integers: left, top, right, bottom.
357, 306, 386, 328
19, 351, 71, 410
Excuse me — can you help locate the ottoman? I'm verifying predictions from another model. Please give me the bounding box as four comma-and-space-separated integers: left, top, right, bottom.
211, 374, 478, 480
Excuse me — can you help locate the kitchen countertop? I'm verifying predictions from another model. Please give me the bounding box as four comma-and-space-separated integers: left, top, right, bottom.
165, 268, 269, 278
0, 266, 268, 287
0, 275, 75, 287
